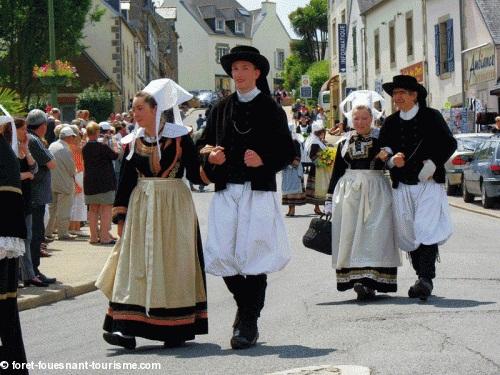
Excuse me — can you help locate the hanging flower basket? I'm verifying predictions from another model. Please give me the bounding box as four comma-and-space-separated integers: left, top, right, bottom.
38, 76, 68, 86
33, 60, 78, 86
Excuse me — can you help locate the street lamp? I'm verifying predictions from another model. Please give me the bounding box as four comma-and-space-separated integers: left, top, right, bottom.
178, 43, 183, 53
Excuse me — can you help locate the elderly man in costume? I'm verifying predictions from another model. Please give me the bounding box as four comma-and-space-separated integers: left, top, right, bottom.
197, 46, 295, 349
378, 75, 457, 300
96, 79, 208, 349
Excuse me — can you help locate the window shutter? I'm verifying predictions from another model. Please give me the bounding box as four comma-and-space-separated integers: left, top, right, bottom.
446, 19, 454, 72
434, 24, 441, 76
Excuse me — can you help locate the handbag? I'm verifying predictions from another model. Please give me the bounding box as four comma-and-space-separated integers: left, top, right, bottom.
302, 214, 332, 255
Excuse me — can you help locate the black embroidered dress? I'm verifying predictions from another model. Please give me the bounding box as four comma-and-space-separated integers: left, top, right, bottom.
96, 133, 208, 342
327, 131, 401, 293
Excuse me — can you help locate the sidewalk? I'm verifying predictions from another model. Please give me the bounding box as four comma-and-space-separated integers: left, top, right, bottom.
17, 226, 113, 311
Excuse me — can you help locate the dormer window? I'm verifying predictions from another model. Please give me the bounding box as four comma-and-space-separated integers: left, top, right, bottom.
216, 18, 225, 32
235, 21, 245, 34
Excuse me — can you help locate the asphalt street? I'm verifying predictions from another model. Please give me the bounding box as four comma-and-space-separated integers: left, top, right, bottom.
19, 189, 500, 375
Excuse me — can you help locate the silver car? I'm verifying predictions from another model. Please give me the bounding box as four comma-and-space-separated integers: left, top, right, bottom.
462, 136, 500, 208
444, 133, 493, 195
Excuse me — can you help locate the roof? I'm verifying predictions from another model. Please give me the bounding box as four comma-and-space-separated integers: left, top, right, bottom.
358, 0, 385, 15
475, 0, 500, 45
180, 0, 253, 38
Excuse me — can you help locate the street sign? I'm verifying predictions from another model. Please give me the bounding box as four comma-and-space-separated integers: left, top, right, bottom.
301, 75, 310, 87
338, 24, 347, 73
300, 86, 312, 99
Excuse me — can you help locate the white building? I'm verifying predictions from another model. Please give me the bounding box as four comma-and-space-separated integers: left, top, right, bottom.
361, 0, 426, 115
426, 0, 463, 110
462, 0, 500, 113
160, 0, 291, 93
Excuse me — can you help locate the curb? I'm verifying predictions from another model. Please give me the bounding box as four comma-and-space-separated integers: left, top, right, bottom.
18, 281, 97, 311
449, 202, 500, 219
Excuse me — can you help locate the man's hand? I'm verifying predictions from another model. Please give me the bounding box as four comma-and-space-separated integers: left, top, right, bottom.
392, 152, 406, 168
244, 149, 263, 167
208, 146, 226, 165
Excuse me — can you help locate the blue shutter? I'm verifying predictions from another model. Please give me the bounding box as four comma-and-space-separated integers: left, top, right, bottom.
446, 19, 454, 72
434, 24, 441, 76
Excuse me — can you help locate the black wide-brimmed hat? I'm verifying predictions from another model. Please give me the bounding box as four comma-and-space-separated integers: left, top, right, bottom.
382, 74, 427, 101
221, 45, 271, 95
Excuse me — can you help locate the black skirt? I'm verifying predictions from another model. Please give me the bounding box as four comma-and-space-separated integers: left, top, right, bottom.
336, 267, 398, 293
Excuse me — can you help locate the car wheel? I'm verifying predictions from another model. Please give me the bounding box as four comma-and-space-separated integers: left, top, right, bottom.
481, 183, 495, 209
462, 180, 475, 203
445, 177, 458, 196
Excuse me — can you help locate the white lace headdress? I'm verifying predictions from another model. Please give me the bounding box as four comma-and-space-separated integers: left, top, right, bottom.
339, 90, 385, 123
0, 104, 18, 157
122, 79, 193, 160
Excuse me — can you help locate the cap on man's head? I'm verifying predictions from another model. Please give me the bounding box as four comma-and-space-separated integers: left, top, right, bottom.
26, 109, 48, 127
99, 121, 112, 131
59, 126, 77, 139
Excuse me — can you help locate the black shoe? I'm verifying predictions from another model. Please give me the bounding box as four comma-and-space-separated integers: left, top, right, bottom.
103, 332, 136, 350
230, 318, 258, 350
354, 283, 375, 301
408, 278, 433, 300
37, 273, 57, 284
24, 277, 49, 287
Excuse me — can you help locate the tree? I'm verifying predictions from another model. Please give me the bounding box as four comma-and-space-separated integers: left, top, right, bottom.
289, 0, 328, 62
0, 0, 102, 104
0, 87, 26, 115
283, 54, 308, 94
305, 60, 329, 99
76, 84, 113, 123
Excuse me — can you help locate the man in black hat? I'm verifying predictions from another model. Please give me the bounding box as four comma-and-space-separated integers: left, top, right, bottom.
378, 75, 457, 301
197, 45, 295, 349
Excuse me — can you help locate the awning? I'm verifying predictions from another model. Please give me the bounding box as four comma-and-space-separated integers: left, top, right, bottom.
490, 86, 500, 95
320, 76, 338, 92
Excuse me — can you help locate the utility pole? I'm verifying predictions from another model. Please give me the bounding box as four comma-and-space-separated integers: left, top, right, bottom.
48, 0, 57, 106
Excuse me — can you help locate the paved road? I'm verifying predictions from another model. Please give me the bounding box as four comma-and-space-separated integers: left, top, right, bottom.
19, 188, 500, 374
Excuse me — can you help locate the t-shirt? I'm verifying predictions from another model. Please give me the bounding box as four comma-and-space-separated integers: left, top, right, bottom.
82, 141, 119, 195
28, 133, 54, 205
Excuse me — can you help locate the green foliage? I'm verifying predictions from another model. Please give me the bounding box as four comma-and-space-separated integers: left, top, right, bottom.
283, 54, 308, 93
289, 0, 328, 62
0, 87, 26, 115
77, 85, 113, 123
305, 60, 330, 99
0, 0, 100, 104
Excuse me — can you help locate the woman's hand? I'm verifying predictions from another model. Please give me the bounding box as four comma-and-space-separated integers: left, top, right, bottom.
20, 171, 34, 181
117, 221, 124, 237
376, 149, 389, 161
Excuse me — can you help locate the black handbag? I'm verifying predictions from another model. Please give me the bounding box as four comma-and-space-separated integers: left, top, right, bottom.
302, 214, 332, 255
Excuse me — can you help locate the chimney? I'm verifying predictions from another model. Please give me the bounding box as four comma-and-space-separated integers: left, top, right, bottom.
260, 1, 276, 15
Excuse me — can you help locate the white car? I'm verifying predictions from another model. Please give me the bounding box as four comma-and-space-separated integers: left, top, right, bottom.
444, 133, 493, 195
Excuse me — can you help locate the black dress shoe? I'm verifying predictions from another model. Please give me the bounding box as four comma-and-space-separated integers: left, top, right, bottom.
24, 277, 49, 287
37, 273, 57, 284
408, 278, 433, 300
103, 332, 136, 350
230, 318, 258, 350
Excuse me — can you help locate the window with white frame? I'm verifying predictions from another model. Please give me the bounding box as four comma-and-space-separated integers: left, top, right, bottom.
216, 18, 225, 32
352, 25, 357, 69
275, 49, 285, 70
389, 21, 396, 66
235, 21, 245, 34
406, 12, 414, 58
216, 43, 229, 64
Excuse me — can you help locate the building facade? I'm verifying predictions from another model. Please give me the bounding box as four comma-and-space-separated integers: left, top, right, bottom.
160, 0, 291, 93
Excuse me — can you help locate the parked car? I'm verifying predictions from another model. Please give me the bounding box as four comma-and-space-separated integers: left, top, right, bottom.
444, 133, 493, 195
462, 135, 500, 208
197, 91, 219, 108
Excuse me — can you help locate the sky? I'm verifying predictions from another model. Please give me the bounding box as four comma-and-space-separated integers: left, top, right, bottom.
236, 0, 310, 38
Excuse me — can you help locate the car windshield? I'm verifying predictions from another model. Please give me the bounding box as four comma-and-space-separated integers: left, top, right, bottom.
198, 92, 212, 99
457, 137, 491, 152
496, 142, 500, 159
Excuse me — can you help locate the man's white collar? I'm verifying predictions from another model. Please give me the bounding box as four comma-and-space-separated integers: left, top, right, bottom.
400, 103, 419, 120
237, 87, 260, 102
